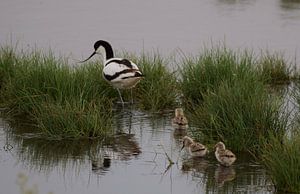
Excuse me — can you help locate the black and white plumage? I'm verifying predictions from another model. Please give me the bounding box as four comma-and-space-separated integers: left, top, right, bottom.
80, 40, 144, 105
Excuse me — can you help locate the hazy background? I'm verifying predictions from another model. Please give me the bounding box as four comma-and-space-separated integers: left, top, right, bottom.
1, 0, 300, 65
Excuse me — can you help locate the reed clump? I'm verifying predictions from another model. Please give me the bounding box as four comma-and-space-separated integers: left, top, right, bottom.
189, 79, 287, 152
127, 52, 178, 111
294, 82, 300, 111
180, 46, 288, 152
0, 46, 113, 138
257, 52, 292, 84
260, 133, 300, 193
180, 47, 256, 105
180, 47, 294, 105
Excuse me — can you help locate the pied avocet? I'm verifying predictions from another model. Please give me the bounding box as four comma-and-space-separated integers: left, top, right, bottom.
80, 40, 144, 105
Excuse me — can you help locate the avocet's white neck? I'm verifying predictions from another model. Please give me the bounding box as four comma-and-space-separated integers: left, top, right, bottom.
80, 40, 114, 64
96, 46, 108, 64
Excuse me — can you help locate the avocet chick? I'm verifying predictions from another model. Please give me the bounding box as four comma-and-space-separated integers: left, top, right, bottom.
214, 142, 236, 167
172, 108, 188, 129
181, 136, 208, 157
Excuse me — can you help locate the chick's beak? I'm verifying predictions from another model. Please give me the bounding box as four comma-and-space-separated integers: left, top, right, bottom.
181, 142, 185, 151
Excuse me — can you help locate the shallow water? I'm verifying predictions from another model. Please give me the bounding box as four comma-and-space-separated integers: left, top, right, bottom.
0, 109, 275, 194
0, 0, 300, 65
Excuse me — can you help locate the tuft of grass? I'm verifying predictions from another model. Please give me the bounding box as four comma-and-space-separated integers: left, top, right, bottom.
257, 52, 292, 84
294, 82, 300, 133
127, 52, 178, 111
31, 99, 113, 138
0, 46, 17, 97
180, 47, 256, 105
260, 133, 300, 193
180, 47, 295, 106
294, 82, 300, 109
0, 46, 113, 138
189, 78, 287, 152
180, 46, 288, 152
0, 46, 179, 137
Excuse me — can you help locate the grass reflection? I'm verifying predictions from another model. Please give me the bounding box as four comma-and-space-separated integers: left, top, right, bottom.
6, 125, 141, 175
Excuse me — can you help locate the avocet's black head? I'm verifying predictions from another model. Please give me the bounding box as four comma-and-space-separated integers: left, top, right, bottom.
80, 40, 114, 63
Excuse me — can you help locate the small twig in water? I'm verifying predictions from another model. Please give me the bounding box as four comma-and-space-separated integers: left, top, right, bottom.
163, 163, 173, 175
160, 141, 174, 165
175, 149, 182, 164
152, 148, 158, 162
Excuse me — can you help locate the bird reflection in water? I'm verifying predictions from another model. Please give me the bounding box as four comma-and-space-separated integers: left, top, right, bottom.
172, 108, 189, 145
92, 155, 112, 175
111, 133, 141, 160
214, 165, 236, 187
91, 133, 141, 175
172, 108, 188, 130
181, 157, 209, 174
173, 128, 187, 140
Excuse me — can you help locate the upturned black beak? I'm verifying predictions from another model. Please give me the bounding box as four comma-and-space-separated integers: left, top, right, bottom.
79, 51, 96, 63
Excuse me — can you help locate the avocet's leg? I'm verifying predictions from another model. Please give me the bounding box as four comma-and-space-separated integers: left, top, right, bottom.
117, 89, 124, 106
130, 88, 134, 104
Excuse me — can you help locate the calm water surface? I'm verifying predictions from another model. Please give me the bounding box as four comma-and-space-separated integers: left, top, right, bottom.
1, 109, 274, 194
0, 0, 300, 65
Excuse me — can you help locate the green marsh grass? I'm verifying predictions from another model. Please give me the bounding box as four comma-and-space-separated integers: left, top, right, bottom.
180, 47, 294, 106
180, 46, 288, 152
260, 133, 300, 193
295, 81, 300, 109
0, 47, 114, 138
0, 44, 295, 139
294, 82, 300, 135
180, 47, 256, 105
0, 46, 17, 97
0, 47, 179, 138
189, 79, 287, 152
257, 52, 292, 84
31, 99, 112, 138
125, 52, 178, 111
